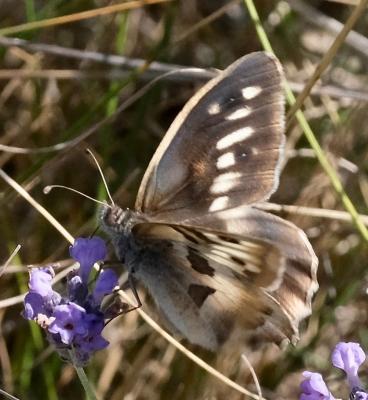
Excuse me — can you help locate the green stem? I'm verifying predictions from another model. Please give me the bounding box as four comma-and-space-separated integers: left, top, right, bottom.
69, 352, 99, 400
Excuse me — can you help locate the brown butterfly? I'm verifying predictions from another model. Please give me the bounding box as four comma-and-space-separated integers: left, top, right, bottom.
100, 52, 319, 350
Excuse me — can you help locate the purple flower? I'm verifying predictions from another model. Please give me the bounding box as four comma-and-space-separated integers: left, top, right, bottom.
93, 269, 118, 303
300, 371, 335, 400
351, 388, 368, 400
24, 268, 61, 319
23, 292, 47, 320
29, 267, 54, 297
48, 303, 88, 345
76, 314, 109, 353
332, 342, 366, 388
23, 236, 119, 366
70, 237, 107, 283
67, 274, 88, 304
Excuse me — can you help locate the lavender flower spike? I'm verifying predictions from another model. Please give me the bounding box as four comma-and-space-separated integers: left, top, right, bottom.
23, 236, 119, 366
300, 371, 335, 400
332, 342, 366, 389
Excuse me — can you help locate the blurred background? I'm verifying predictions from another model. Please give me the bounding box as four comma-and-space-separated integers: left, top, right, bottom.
0, 0, 368, 399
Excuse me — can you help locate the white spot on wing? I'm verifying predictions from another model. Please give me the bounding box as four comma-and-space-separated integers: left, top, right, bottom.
226, 107, 251, 121
216, 152, 235, 169
208, 102, 221, 115
209, 196, 229, 212
210, 172, 242, 194
241, 86, 262, 100
216, 127, 254, 150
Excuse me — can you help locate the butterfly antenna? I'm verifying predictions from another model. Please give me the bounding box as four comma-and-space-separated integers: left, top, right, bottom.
43, 185, 111, 208
85, 148, 115, 206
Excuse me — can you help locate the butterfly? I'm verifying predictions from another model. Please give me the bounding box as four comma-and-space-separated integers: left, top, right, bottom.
100, 51, 319, 350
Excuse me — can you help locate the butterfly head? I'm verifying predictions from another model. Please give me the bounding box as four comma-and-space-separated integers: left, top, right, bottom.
99, 204, 131, 234
99, 204, 140, 262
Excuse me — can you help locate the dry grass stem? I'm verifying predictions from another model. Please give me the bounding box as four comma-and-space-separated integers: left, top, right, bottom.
0, 0, 172, 37
0, 169, 74, 243
287, 0, 368, 122
241, 353, 264, 400
0, 245, 21, 278
258, 203, 368, 226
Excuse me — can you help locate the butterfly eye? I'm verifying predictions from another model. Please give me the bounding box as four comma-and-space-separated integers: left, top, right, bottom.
100, 205, 125, 231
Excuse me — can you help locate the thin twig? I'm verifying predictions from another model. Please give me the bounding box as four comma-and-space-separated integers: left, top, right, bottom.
0, 0, 172, 37
287, 0, 368, 121
0, 388, 20, 400
0, 169, 74, 243
287, 148, 358, 173
0, 36, 213, 82
0, 245, 21, 278
288, 81, 368, 102
241, 353, 264, 400
0, 68, 367, 101
257, 202, 368, 226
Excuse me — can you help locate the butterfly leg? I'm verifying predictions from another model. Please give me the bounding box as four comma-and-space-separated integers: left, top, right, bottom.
127, 272, 142, 311
116, 273, 142, 313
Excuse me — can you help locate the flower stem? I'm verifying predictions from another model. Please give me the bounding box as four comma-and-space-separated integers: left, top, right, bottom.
69, 351, 99, 400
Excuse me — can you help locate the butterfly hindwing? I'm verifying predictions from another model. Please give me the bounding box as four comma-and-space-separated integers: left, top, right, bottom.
132, 221, 302, 348
173, 206, 319, 330
135, 52, 285, 222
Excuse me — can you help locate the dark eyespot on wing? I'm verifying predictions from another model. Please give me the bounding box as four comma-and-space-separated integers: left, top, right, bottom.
188, 284, 216, 307
188, 249, 215, 277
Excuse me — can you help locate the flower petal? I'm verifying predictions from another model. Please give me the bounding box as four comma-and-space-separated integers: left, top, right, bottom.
93, 269, 118, 303
29, 267, 54, 297
48, 303, 87, 345
332, 342, 365, 388
300, 371, 335, 400
350, 388, 368, 400
23, 292, 45, 320
70, 237, 107, 283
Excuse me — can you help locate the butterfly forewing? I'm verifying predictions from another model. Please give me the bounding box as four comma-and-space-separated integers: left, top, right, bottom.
135, 52, 285, 222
